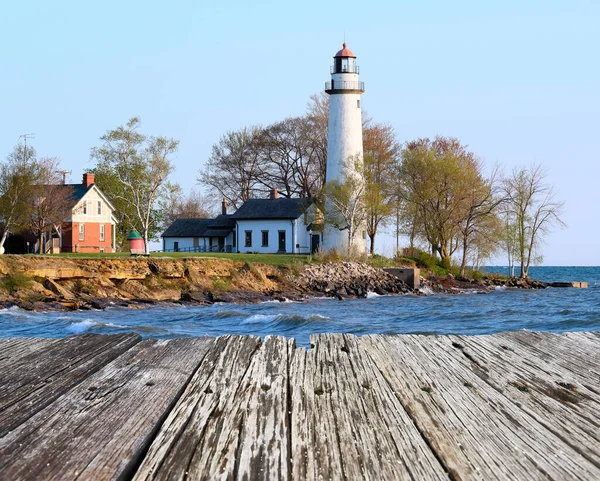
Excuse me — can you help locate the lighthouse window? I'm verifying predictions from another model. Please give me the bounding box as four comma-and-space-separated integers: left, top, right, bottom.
357, 100, 360, 108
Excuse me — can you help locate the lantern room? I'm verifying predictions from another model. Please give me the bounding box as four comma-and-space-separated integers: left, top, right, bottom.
332, 43, 358, 74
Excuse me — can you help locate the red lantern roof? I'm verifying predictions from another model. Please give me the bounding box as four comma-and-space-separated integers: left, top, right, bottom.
334, 42, 356, 58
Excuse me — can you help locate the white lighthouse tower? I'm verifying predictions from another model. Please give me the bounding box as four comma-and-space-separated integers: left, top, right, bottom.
323, 42, 367, 252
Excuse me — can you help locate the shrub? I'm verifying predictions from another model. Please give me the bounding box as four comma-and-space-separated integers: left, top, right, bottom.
212, 277, 232, 291
1, 273, 33, 293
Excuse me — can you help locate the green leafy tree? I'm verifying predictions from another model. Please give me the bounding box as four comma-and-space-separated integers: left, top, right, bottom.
91, 117, 178, 254
362, 123, 400, 254
398, 137, 488, 268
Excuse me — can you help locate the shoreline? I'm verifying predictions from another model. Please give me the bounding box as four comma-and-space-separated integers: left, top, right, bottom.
0, 255, 551, 312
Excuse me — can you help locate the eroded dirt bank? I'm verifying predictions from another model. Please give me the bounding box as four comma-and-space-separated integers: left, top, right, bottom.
0, 256, 416, 311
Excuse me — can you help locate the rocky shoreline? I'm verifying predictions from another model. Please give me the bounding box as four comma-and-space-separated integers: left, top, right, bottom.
0, 256, 547, 312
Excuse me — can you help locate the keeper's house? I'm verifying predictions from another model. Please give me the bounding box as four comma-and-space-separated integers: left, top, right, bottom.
161, 191, 322, 254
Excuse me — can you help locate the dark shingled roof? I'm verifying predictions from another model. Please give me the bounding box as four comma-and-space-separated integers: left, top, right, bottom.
64, 183, 94, 203
231, 197, 313, 220
162, 215, 235, 238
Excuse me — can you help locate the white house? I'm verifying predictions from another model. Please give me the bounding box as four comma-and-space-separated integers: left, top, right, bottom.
231, 192, 320, 254
162, 214, 236, 253
161, 191, 321, 254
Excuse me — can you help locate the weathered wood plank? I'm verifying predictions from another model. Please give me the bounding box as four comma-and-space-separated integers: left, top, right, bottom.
360, 334, 600, 480
0, 333, 141, 437
0, 337, 59, 365
496, 331, 600, 389
234, 335, 290, 480
290, 333, 449, 481
132, 335, 262, 480
442, 334, 600, 468
0, 337, 212, 481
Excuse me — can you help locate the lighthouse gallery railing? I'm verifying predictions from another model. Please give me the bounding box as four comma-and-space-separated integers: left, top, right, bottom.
324, 80, 365, 91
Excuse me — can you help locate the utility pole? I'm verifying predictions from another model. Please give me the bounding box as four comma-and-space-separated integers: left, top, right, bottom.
18, 133, 35, 161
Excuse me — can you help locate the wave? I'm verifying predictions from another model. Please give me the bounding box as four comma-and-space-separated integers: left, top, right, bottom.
242, 313, 331, 326
213, 310, 249, 319
67, 319, 130, 334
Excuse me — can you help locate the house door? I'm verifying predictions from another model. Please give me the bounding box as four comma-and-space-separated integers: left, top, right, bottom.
278, 231, 286, 252
311, 234, 320, 254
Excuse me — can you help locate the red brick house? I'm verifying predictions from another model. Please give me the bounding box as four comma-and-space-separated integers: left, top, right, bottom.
59, 173, 118, 253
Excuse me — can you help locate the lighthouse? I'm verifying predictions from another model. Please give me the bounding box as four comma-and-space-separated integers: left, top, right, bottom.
323, 42, 367, 253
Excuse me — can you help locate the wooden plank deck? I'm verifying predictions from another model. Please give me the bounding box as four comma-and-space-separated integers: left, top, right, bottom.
0, 332, 598, 480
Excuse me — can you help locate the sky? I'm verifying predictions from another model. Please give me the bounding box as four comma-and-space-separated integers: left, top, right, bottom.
1, 1, 598, 265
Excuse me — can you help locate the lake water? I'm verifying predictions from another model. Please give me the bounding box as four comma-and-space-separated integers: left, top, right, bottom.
1, 266, 599, 347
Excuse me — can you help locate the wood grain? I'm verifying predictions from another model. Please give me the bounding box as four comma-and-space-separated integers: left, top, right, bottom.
360, 334, 600, 480
290, 333, 449, 480
0, 337, 212, 481
0, 333, 140, 437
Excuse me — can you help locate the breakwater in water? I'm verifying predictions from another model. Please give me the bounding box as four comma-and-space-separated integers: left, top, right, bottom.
2, 266, 599, 347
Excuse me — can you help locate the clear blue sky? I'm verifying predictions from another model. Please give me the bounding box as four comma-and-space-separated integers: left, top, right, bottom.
1, 1, 598, 264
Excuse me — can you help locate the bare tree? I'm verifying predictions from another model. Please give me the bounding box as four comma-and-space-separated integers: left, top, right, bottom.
0, 144, 38, 253
160, 185, 213, 228
198, 127, 262, 209
91, 117, 178, 254
324, 156, 366, 254
502, 164, 565, 278
305, 93, 328, 189
30, 157, 74, 254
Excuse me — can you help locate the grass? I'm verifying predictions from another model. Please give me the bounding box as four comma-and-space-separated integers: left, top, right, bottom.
32, 251, 315, 268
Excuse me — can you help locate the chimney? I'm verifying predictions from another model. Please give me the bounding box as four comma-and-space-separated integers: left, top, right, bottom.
222, 198, 227, 215
270, 188, 279, 200
83, 173, 95, 187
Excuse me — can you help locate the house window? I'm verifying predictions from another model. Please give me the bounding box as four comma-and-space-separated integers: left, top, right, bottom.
261, 230, 269, 247
79, 224, 85, 241
97, 200, 102, 215
82, 201, 87, 215
174, 241, 179, 252
245, 230, 252, 247
100, 224, 105, 242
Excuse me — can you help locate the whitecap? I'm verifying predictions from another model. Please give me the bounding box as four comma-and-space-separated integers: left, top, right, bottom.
243, 314, 278, 324
419, 286, 434, 295
494, 285, 507, 291
307, 314, 331, 321
68, 319, 98, 334
366, 291, 383, 298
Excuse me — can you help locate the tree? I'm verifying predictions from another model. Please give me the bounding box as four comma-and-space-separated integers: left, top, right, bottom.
29, 157, 74, 254
305, 92, 329, 190
457, 164, 504, 275
160, 185, 212, 228
91, 117, 178, 254
362, 123, 400, 254
324, 156, 366, 254
0, 144, 38, 253
198, 127, 262, 209
398, 137, 487, 268
253, 116, 324, 199
502, 165, 565, 278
